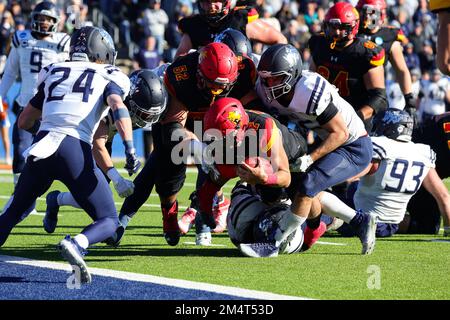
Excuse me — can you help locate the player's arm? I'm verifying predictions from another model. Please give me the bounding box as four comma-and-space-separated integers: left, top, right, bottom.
245, 19, 287, 45
106, 90, 141, 176
359, 65, 387, 120
389, 41, 413, 97
0, 45, 20, 112
237, 132, 291, 188
18, 82, 45, 132
422, 167, 450, 235
175, 33, 193, 59
436, 11, 450, 76
93, 120, 135, 198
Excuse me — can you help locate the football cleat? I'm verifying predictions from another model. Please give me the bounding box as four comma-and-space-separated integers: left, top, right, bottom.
58, 235, 91, 284
301, 221, 327, 252
162, 201, 180, 246
43, 191, 61, 233
178, 207, 197, 235
212, 196, 230, 233
355, 211, 377, 255
195, 231, 212, 246
239, 242, 279, 258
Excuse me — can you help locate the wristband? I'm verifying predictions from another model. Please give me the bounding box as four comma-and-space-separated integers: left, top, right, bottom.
264, 173, 278, 186
123, 140, 135, 153
113, 107, 130, 121
106, 167, 121, 184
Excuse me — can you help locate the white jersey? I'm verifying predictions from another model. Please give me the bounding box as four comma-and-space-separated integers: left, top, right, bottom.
419, 77, 449, 116
256, 70, 367, 144
37, 61, 130, 144
0, 30, 70, 107
354, 136, 436, 224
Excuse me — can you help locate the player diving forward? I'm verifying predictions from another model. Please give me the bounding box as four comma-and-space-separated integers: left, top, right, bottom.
43, 69, 167, 234
0, 26, 139, 284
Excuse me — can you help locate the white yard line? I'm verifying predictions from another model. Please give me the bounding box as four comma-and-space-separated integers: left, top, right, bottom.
0, 254, 311, 300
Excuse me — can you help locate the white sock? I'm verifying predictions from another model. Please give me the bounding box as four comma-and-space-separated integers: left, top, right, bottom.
73, 234, 89, 249
320, 191, 356, 223
58, 192, 81, 209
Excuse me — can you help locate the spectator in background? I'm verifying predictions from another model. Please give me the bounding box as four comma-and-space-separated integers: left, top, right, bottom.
404, 42, 420, 71
133, 33, 162, 70
394, 8, 413, 36
303, 2, 319, 29
419, 40, 437, 73
421, 14, 437, 44
141, 0, 169, 56
9, 1, 24, 28
418, 68, 450, 124
409, 23, 426, 55
0, 10, 14, 75
413, 0, 434, 25
283, 19, 310, 52
276, 1, 297, 31
301, 47, 312, 70
410, 68, 421, 100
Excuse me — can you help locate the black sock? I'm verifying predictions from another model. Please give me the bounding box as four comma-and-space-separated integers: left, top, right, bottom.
306, 214, 322, 230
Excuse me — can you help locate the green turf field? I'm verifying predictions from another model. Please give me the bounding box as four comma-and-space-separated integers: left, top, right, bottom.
1, 169, 449, 300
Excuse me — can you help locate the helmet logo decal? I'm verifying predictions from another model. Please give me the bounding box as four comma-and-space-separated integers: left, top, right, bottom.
227, 110, 241, 126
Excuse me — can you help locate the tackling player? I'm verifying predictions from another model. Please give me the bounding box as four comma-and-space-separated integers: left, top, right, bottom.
0, 26, 138, 284
0, 1, 70, 217
253, 44, 376, 257
308, 1, 387, 130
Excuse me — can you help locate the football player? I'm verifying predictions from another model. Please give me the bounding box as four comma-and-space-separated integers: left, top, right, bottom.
0, 26, 138, 284
322, 109, 438, 238
356, 0, 417, 123
176, 0, 287, 58
42, 69, 167, 234
308, 2, 387, 130
430, 0, 450, 75
406, 112, 450, 236
111, 42, 258, 247
0, 1, 70, 217
254, 44, 376, 257
228, 182, 304, 258
188, 97, 307, 242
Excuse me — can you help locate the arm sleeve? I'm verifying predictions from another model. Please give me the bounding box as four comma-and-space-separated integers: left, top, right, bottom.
103, 81, 125, 104
29, 82, 46, 110
0, 46, 20, 98
316, 100, 339, 125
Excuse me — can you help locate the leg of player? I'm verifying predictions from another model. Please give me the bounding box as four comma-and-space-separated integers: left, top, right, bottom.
0, 159, 53, 247
300, 197, 327, 252
43, 190, 82, 233
319, 191, 377, 254
11, 107, 37, 219
106, 151, 158, 247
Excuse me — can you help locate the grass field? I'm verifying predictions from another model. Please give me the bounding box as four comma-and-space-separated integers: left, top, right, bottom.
1, 167, 450, 300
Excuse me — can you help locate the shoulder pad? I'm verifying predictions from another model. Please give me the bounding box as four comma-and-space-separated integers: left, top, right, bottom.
12, 30, 31, 48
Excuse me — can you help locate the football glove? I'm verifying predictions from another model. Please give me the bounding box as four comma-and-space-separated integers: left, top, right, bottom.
123, 141, 141, 176
290, 154, 314, 173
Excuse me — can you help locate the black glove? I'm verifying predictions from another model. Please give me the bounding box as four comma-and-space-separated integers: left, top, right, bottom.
404, 93, 419, 129
123, 141, 141, 176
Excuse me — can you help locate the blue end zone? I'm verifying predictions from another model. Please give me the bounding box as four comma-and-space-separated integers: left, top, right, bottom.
0, 261, 249, 300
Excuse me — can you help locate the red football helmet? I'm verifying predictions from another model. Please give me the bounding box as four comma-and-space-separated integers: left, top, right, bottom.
356, 0, 387, 31
203, 97, 249, 145
198, 0, 233, 25
324, 2, 360, 49
198, 42, 239, 98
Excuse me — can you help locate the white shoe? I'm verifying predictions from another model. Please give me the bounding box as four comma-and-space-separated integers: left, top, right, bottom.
58, 236, 91, 284
195, 232, 212, 246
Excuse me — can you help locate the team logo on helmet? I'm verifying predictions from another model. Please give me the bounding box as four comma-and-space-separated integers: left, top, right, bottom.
227, 110, 242, 126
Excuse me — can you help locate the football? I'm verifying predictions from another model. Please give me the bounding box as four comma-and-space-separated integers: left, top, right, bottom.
244, 156, 274, 174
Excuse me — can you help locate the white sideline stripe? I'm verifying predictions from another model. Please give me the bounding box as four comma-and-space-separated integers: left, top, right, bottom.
0, 255, 310, 300
430, 239, 450, 243
315, 241, 347, 246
